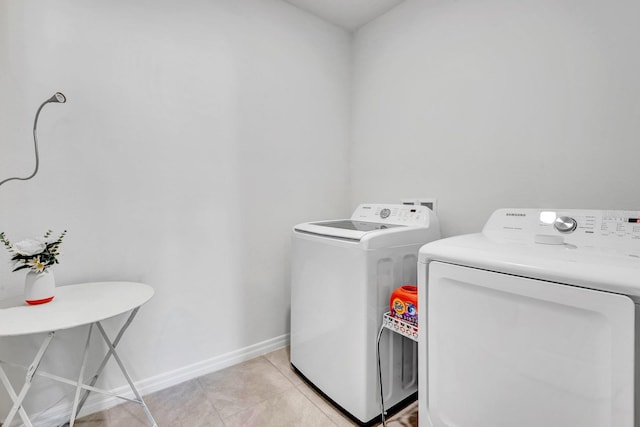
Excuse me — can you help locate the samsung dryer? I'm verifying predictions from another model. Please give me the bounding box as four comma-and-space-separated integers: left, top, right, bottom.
418, 208, 640, 427
291, 203, 441, 425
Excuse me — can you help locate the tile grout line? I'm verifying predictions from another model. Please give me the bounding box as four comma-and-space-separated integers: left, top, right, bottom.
209, 355, 300, 425
193, 376, 227, 426
262, 353, 341, 426
292, 381, 344, 427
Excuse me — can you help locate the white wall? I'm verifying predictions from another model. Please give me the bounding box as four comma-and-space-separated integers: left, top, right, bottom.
6, 0, 640, 419
352, 0, 640, 237
0, 0, 351, 418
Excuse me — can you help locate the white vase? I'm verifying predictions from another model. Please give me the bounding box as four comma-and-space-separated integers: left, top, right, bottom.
24, 270, 56, 305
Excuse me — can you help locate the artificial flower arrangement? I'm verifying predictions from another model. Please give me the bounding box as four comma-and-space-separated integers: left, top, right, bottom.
0, 230, 67, 273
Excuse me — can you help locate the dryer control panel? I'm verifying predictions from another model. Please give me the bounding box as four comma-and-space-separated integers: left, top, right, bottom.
351, 203, 435, 227
483, 208, 640, 252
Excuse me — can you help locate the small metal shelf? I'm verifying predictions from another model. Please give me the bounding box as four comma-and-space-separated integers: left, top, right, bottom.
382, 312, 418, 342
377, 312, 419, 426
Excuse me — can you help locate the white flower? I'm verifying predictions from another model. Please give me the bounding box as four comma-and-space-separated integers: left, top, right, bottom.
29, 256, 46, 273
12, 239, 46, 256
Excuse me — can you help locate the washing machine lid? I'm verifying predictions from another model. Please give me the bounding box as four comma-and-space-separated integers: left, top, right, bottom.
294, 220, 402, 241
419, 208, 640, 300
294, 203, 438, 241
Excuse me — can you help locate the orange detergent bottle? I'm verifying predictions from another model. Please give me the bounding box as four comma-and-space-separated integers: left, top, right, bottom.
390, 285, 418, 325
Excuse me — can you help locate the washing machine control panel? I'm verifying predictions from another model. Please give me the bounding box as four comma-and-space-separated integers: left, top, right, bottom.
351, 204, 435, 227
484, 208, 640, 253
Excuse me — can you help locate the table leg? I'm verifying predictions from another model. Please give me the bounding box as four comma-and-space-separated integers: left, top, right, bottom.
68, 324, 93, 427
96, 321, 158, 427
62, 308, 156, 427
0, 363, 33, 426
2, 331, 55, 427
72, 307, 139, 417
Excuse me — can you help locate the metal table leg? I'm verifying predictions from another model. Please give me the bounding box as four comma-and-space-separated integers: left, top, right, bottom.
68, 324, 93, 426
1, 331, 55, 427
62, 308, 157, 427
73, 307, 139, 416
95, 321, 157, 426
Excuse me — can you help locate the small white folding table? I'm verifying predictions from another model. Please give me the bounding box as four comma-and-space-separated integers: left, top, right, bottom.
0, 281, 157, 427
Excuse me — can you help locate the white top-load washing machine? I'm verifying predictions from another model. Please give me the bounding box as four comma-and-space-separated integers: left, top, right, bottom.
418, 208, 640, 427
291, 203, 441, 425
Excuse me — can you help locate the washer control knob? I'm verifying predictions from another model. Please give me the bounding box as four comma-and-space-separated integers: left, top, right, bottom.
554, 216, 577, 233
380, 208, 391, 219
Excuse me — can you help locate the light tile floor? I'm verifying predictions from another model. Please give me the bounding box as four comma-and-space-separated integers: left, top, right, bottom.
76, 346, 417, 426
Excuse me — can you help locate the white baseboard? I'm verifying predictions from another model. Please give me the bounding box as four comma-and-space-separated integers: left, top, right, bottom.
29, 333, 290, 427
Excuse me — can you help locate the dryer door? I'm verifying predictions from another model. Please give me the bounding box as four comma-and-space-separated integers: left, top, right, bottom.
427, 261, 635, 427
